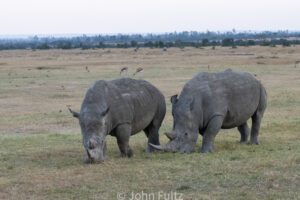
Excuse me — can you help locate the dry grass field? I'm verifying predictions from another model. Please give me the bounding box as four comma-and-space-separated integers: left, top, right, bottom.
0, 46, 299, 199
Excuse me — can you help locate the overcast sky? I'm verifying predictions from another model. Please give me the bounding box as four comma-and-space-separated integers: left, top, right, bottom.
0, 0, 299, 35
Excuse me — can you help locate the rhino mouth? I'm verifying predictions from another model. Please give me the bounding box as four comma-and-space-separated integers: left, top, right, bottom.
85, 150, 94, 164
85, 149, 105, 164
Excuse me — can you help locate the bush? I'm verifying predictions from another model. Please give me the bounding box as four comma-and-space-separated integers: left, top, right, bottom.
36, 43, 50, 50
222, 38, 234, 46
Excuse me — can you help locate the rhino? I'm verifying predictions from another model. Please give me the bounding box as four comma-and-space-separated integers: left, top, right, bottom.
150, 69, 267, 153
69, 78, 166, 163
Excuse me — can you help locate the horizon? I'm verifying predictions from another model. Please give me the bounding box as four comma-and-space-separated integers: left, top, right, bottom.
1, 29, 300, 40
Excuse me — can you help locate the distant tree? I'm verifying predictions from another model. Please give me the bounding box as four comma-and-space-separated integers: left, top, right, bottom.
210, 40, 219, 46
222, 38, 234, 46
280, 39, 291, 47
144, 41, 154, 48
165, 42, 174, 48
202, 39, 209, 46
36, 43, 50, 50
154, 41, 164, 48
55, 41, 73, 49
116, 43, 129, 48
247, 40, 256, 46
158, 41, 164, 48
260, 40, 271, 46
97, 42, 106, 48
174, 40, 182, 48
2, 30, 300, 50
130, 40, 138, 47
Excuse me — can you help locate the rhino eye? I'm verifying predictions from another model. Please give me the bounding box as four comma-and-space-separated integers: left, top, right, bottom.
184, 132, 188, 136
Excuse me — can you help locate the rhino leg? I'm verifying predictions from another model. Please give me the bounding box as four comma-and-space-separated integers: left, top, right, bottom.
144, 122, 160, 153
116, 124, 133, 158
250, 112, 262, 145
201, 115, 223, 153
250, 85, 267, 145
238, 122, 249, 143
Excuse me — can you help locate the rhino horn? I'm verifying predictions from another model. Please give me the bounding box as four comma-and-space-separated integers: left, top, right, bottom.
149, 143, 166, 151
149, 142, 176, 152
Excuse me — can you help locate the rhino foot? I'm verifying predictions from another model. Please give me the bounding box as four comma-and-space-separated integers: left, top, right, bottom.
200, 145, 214, 153
121, 148, 133, 158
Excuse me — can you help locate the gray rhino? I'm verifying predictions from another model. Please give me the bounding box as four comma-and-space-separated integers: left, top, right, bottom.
69, 78, 166, 163
150, 69, 267, 153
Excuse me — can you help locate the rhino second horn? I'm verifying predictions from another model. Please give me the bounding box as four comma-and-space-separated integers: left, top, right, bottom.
164, 132, 175, 140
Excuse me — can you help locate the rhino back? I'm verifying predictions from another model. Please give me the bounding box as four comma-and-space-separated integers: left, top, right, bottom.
86, 78, 165, 134
182, 70, 262, 128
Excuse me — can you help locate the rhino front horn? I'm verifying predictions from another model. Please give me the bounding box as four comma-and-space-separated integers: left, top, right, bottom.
149, 143, 166, 151
149, 143, 176, 152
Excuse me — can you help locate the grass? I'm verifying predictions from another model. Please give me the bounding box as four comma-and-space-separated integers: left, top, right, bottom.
0, 46, 300, 199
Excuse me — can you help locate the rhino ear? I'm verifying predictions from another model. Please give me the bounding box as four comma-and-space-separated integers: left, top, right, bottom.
68, 107, 80, 118
170, 94, 178, 105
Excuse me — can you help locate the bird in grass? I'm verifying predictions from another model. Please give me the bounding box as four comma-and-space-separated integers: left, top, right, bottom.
133, 67, 143, 76
85, 66, 90, 72
120, 67, 128, 76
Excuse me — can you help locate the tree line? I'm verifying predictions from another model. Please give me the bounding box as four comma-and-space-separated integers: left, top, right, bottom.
0, 31, 300, 50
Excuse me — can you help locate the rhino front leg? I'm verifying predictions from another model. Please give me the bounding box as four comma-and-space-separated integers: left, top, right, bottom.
238, 122, 249, 143
201, 115, 223, 153
116, 124, 133, 158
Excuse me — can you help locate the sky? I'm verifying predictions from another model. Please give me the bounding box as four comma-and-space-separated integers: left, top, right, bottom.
0, 0, 299, 35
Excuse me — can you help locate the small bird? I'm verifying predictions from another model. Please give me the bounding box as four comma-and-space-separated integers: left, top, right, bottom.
207, 65, 210, 71
120, 67, 128, 76
85, 66, 90, 72
133, 67, 143, 76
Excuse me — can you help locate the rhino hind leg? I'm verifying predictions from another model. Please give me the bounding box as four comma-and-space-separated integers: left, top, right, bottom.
250, 113, 262, 145
144, 122, 160, 153
116, 124, 133, 158
250, 85, 267, 145
237, 122, 249, 143
201, 115, 223, 153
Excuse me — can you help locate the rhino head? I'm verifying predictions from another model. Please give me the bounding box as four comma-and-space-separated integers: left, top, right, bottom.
69, 104, 110, 163
150, 95, 198, 153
